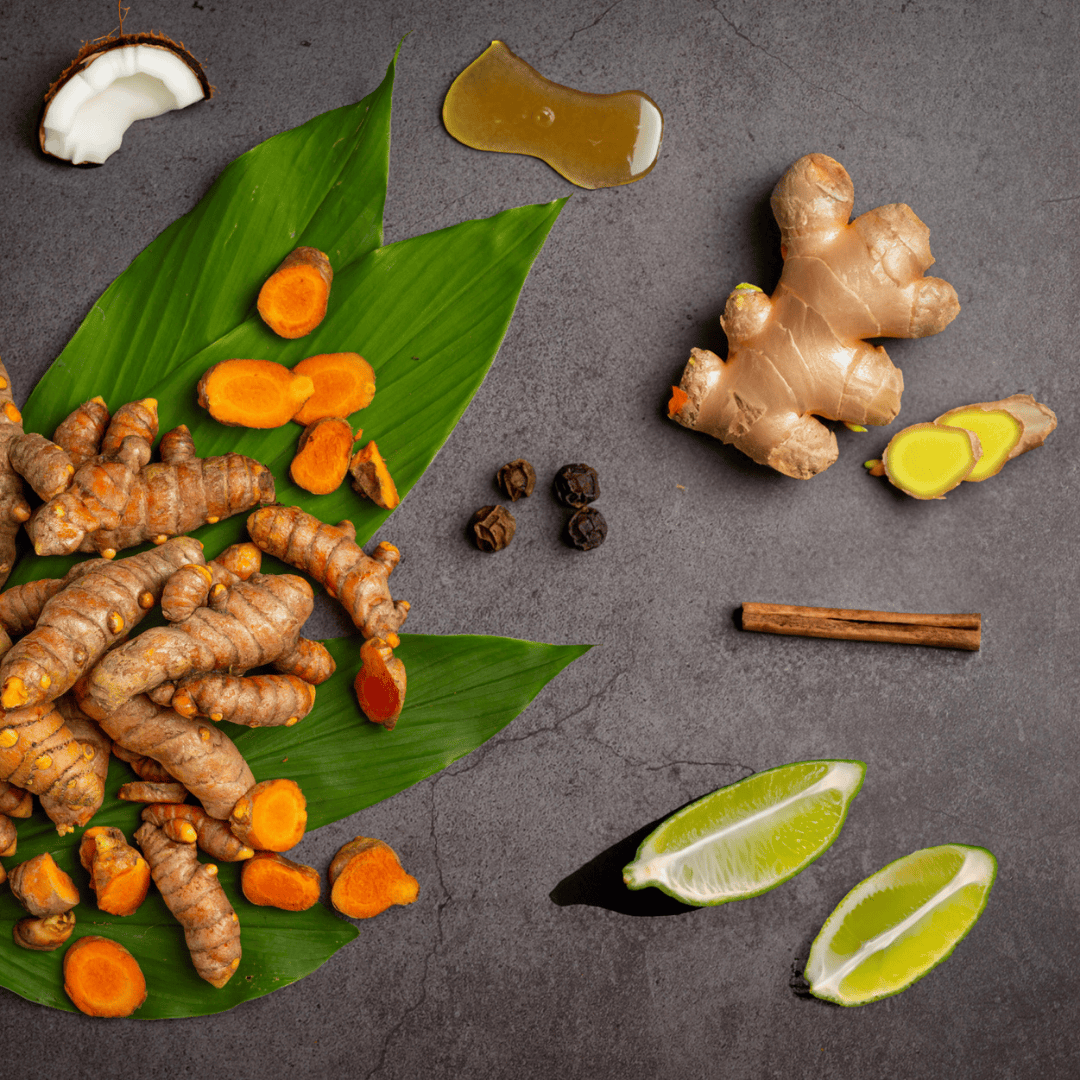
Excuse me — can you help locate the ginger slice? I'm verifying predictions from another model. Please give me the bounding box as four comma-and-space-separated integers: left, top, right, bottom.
290, 417, 356, 495
936, 394, 1058, 482
9, 851, 80, 916
329, 836, 419, 919
349, 440, 400, 510
79, 826, 151, 916
257, 248, 334, 339
241, 851, 321, 911
883, 423, 980, 499
63, 935, 147, 1016
229, 778, 307, 853
354, 633, 406, 731
198, 358, 315, 428
292, 353, 376, 425
14, 910, 75, 951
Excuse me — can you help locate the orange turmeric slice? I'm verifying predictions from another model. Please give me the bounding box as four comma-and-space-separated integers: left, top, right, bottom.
349, 440, 400, 510
63, 935, 147, 1017
79, 826, 151, 917
292, 352, 376, 425
354, 633, 406, 730
329, 836, 419, 919
257, 247, 333, 339
197, 358, 314, 428
241, 851, 321, 911
229, 777, 307, 852
9, 851, 80, 916
290, 417, 357, 495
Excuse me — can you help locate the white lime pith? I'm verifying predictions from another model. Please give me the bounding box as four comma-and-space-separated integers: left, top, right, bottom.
622, 759, 865, 906
805, 843, 997, 1006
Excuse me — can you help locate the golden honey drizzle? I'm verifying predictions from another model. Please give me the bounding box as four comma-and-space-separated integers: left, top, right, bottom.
442, 41, 663, 190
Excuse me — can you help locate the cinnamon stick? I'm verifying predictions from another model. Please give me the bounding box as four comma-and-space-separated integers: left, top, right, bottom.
740, 603, 981, 651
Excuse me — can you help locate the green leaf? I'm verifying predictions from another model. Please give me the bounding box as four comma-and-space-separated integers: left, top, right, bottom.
0, 635, 590, 1016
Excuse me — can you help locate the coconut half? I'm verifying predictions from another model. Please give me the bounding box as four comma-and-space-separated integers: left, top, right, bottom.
40, 33, 212, 165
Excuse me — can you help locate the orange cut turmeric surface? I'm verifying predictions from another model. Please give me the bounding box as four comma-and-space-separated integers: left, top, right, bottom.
349, 440, 400, 510
329, 835, 419, 919
241, 851, 321, 911
197, 358, 314, 428
354, 633, 406, 730
290, 417, 356, 495
9, 851, 80, 916
257, 247, 333, 339
292, 353, 376, 425
63, 935, 147, 1016
229, 777, 307, 852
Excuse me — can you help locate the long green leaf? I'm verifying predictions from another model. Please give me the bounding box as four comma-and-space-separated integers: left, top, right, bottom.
0, 635, 590, 1016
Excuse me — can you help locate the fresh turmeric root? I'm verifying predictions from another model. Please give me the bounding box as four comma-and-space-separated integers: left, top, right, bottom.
291, 353, 375, 425
290, 417, 356, 495
246, 505, 409, 640
229, 778, 307, 852
198, 358, 315, 428
112, 743, 176, 783
14, 910, 76, 951
0, 780, 33, 817
9, 851, 80, 916
329, 836, 419, 919
171, 673, 317, 727
160, 542, 262, 622
118, 779, 191, 804
0, 357, 31, 588
0, 812, 16, 856
349, 440, 400, 510
272, 636, 337, 685
354, 633, 406, 730
63, 935, 147, 1016
134, 821, 241, 987
257, 247, 333, 339
79, 825, 151, 916
241, 851, 321, 911
669, 154, 960, 479
53, 396, 110, 466
141, 803, 254, 862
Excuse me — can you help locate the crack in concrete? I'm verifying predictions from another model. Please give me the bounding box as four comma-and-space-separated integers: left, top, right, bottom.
541, 0, 628, 61
710, 3, 875, 119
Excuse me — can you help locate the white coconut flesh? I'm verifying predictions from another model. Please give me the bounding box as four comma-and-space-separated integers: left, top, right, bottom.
42, 44, 205, 165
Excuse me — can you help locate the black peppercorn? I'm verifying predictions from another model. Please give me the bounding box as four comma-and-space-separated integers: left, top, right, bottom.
496, 459, 536, 501
470, 505, 516, 552
566, 506, 607, 550
553, 463, 600, 508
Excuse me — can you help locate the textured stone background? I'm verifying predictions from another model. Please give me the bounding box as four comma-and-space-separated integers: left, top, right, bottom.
0, 1, 1077, 1076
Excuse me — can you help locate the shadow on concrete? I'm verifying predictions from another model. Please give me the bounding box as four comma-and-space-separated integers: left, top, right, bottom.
549, 814, 701, 917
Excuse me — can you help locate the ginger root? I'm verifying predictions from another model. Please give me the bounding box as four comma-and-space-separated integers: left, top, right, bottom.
869, 393, 1058, 499
669, 154, 960, 479
198, 358, 315, 428
349, 440, 400, 510
292, 352, 375, 425
9, 851, 80, 916
135, 821, 242, 987
14, 910, 76, 951
241, 851, 321, 911
329, 836, 419, 919
63, 935, 147, 1016
290, 417, 356, 495
257, 247, 333, 339
79, 825, 151, 916
354, 633, 406, 730
229, 778, 307, 853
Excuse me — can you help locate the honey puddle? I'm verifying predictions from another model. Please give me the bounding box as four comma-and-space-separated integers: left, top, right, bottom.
442, 41, 663, 190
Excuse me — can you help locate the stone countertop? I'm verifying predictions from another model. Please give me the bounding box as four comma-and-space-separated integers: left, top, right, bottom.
0, 1, 1076, 1076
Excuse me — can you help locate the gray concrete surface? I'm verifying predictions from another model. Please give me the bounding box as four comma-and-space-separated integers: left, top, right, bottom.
1, 0, 1077, 1076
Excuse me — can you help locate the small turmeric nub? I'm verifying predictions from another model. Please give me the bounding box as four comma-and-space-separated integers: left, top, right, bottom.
9, 851, 80, 916
354, 634, 406, 730
229, 777, 307, 852
241, 851, 321, 911
197, 358, 315, 428
63, 935, 147, 1016
257, 247, 333, 339
667, 385, 689, 418
329, 836, 419, 919
290, 417, 357, 495
14, 910, 75, 951
348, 441, 400, 510
291, 353, 376, 425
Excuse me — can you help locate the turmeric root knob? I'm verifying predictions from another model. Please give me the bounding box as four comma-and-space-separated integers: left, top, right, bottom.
241, 852, 321, 911
290, 417, 357, 495
14, 910, 76, 951
354, 633, 406, 730
229, 778, 307, 852
63, 935, 147, 1017
198, 358, 315, 428
257, 247, 334, 339
329, 836, 419, 919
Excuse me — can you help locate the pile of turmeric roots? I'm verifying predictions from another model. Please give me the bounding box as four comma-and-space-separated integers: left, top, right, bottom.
0, 370, 417, 1014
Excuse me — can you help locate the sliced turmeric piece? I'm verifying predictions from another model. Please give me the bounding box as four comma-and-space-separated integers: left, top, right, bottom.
197, 358, 315, 428
9, 851, 80, 916
79, 826, 151, 917
349, 440, 400, 510
292, 353, 376, 425
14, 910, 75, 951
229, 778, 307, 853
290, 417, 357, 495
63, 935, 147, 1016
329, 836, 419, 919
257, 247, 333, 339
354, 633, 406, 730
241, 851, 321, 911
141, 803, 254, 862
172, 673, 316, 728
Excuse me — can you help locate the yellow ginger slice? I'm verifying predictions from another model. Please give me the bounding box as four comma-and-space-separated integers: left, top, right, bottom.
882, 423, 980, 500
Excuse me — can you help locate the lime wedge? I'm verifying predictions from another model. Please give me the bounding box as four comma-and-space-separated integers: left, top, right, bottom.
805, 843, 997, 1006
622, 759, 865, 905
